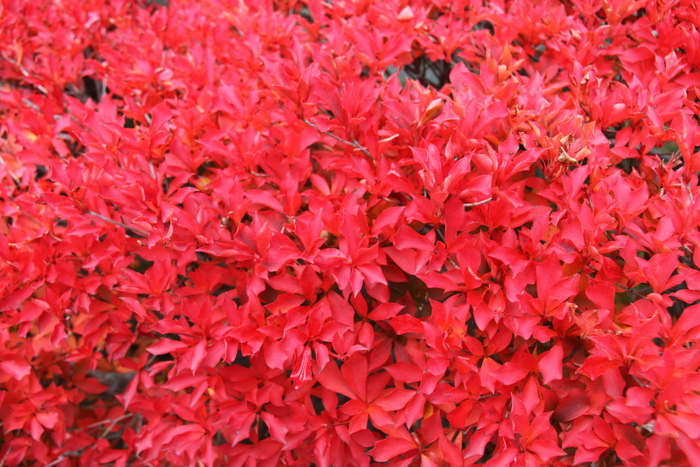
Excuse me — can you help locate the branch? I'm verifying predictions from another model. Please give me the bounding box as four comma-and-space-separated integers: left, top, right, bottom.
21, 98, 42, 112
88, 211, 149, 237
688, 182, 695, 205
434, 227, 459, 268
1, 54, 48, 95
45, 449, 86, 467
100, 413, 134, 438
303, 119, 373, 159
464, 197, 493, 208
86, 413, 133, 430
0, 446, 12, 467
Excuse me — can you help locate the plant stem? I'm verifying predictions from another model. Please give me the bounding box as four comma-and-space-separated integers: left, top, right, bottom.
88, 211, 149, 237
303, 119, 373, 159
464, 197, 493, 208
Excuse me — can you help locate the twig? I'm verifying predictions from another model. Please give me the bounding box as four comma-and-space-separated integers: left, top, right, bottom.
1, 54, 48, 95
0, 446, 13, 467
22, 98, 42, 112
435, 226, 446, 244
45, 449, 86, 467
100, 413, 134, 438
134, 453, 154, 467
20, 211, 42, 226
88, 211, 149, 237
631, 375, 649, 388
688, 183, 695, 205
303, 119, 373, 159
478, 394, 498, 400
86, 413, 133, 430
247, 172, 279, 189
464, 197, 493, 208
7, 170, 22, 189
615, 282, 652, 301
435, 227, 459, 268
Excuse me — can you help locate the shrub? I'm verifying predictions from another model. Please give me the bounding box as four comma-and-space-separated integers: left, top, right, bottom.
1, 0, 700, 465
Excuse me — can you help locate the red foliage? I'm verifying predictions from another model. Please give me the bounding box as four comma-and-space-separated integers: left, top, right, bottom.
1, 0, 700, 465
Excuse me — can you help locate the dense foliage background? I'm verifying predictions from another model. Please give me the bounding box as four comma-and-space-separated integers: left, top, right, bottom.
1, 0, 700, 465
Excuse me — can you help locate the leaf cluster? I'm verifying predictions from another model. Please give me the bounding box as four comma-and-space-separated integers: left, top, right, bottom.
1, 0, 700, 465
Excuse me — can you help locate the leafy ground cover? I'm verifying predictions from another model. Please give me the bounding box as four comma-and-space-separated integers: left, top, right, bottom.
1, 0, 700, 465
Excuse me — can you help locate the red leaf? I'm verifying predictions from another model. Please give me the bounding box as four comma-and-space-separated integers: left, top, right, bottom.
386, 362, 423, 383
189, 339, 207, 373
528, 439, 565, 461
538, 343, 563, 384
390, 315, 425, 335
368, 303, 404, 320
162, 374, 208, 392
369, 436, 418, 462
374, 388, 415, 411
147, 339, 188, 355
120, 372, 139, 410
342, 353, 367, 401
490, 362, 528, 386
0, 360, 31, 380
317, 360, 357, 400
35, 412, 59, 429
260, 412, 289, 444
263, 339, 288, 370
